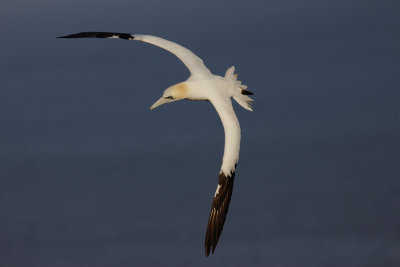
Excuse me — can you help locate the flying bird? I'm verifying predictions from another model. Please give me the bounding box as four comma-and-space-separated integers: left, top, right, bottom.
58, 32, 254, 256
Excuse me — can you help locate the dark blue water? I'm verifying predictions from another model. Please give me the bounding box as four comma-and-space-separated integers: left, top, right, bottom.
1, 0, 400, 266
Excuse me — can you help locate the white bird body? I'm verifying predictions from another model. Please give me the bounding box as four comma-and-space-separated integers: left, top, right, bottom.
164, 72, 251, 175
175, 76, 242, 175
58, 32, 254, 256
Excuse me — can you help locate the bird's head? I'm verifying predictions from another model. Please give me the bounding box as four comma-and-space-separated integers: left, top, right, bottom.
150, 82, 188, 110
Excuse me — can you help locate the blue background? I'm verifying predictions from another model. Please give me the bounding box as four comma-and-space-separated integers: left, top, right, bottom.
1, 0, 399, 266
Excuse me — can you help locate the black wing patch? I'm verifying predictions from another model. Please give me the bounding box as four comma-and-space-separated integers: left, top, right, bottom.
205, 169, 236, 257
241, 89, 254, 95
57, 32, 134, 40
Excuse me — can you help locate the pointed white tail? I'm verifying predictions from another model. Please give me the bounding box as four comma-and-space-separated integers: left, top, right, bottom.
225, 66, 254, 111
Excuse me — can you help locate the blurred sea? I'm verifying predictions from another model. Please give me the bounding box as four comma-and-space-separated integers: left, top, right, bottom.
1, 0, 400, 266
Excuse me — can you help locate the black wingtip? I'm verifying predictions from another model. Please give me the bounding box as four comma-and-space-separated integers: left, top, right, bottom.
241, 89, 254, 95
57, 33, 81, 39
56, 32, 134, 40
204, 169, 236, 257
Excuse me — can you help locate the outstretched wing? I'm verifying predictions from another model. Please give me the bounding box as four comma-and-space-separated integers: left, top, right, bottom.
58, 32, 211, 76
205, 169, 236, 257
205, 98, 241, 256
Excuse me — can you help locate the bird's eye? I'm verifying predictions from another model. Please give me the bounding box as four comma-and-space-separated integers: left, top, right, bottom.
165, 96, 174, 99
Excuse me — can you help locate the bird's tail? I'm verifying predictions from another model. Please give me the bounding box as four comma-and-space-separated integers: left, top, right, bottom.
225, 66, 254, 111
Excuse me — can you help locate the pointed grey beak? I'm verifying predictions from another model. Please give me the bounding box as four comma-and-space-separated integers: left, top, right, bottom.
150, 97, 174, 110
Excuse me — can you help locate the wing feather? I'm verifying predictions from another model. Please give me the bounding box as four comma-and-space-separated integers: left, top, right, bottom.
58, 32, 211, 76
204, 98, 240, 256
205, 170, 236, 256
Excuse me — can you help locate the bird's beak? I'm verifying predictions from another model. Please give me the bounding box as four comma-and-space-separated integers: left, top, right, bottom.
150, 97, 174, 110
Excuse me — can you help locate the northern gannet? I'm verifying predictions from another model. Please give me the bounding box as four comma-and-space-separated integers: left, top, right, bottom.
58, 32, 254, 256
